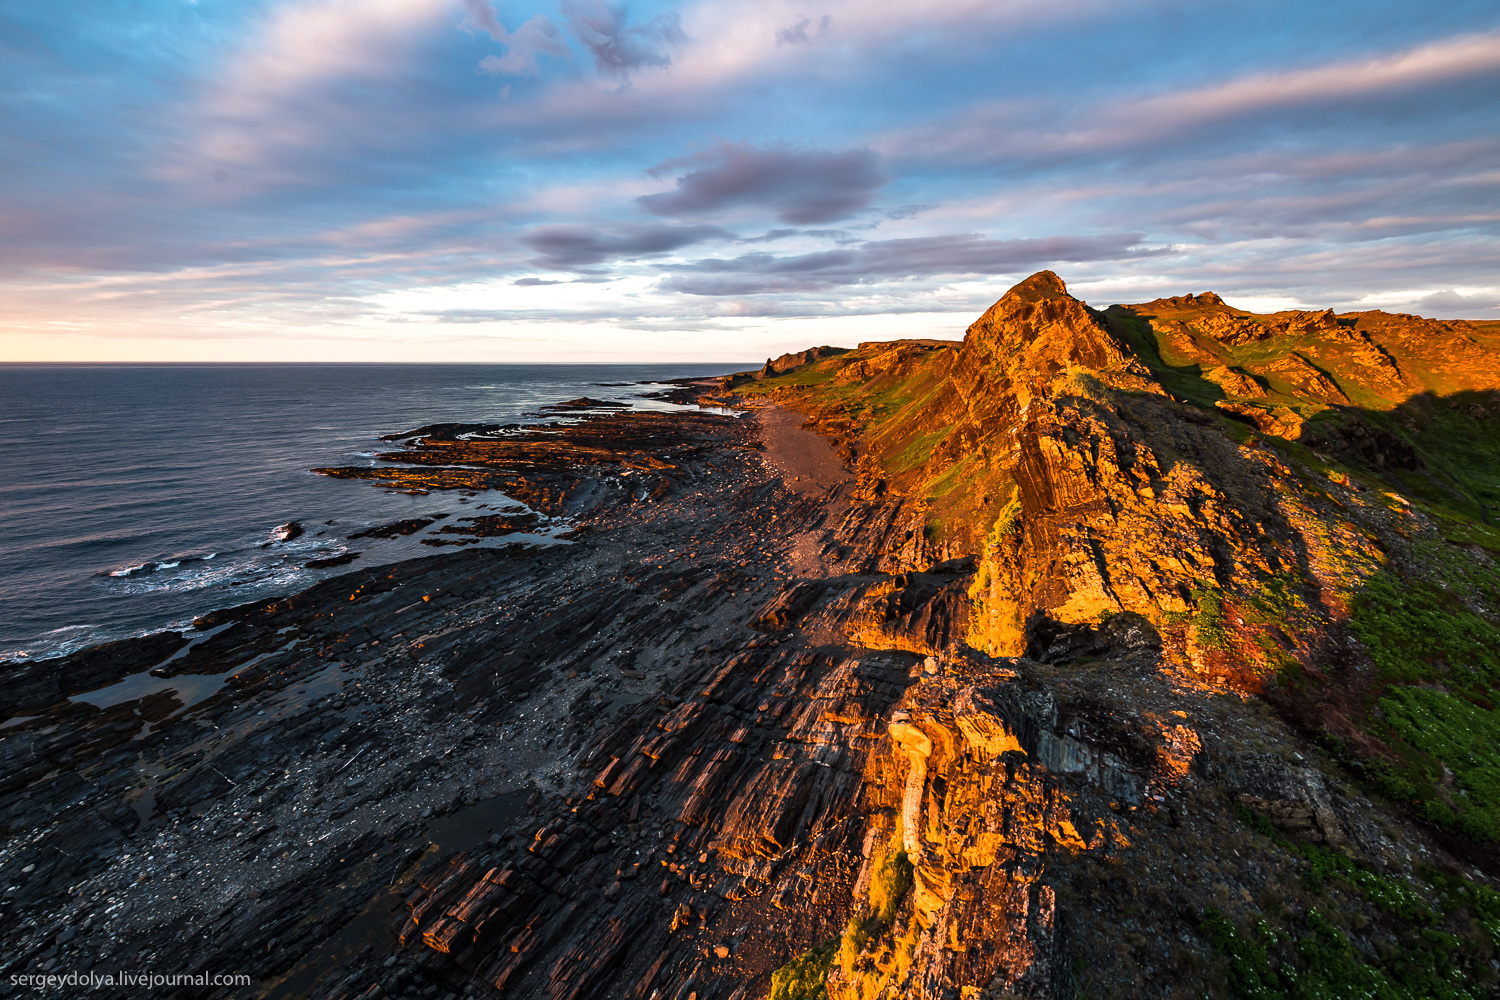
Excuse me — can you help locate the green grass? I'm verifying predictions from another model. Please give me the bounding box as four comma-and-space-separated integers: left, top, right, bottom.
925, 452, 979, 498
1201, 909, 1283, 1000
1217, 803, 1500, 999
736, 359, 846, 393
893, 426, 953, 473
831, 846, 915, 986
1334, 543, 1500, 839
769, 937, 839, 1000
868, 848, 913, 924
1232, 804, 1430, 914
1202, 904, 1487, 1000
1104, 311, 1227, 407
1350, 572, 1500, 697
1385, 393, 1500, 526
1191, 583, 1233, 651
1378, 686, 1500, 840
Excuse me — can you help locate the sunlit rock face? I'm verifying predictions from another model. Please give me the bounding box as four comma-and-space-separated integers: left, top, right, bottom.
314, 271, 1500, 1000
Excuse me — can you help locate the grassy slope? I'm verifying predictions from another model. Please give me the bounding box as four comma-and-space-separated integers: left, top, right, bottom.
1106, 306, 1500, 847
734, 307, 1500, 853
736, 308, 1500, 1000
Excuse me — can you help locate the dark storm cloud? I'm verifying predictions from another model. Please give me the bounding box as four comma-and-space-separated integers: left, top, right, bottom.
660, 233, 1159, 295
561, 0, 686, 77
638, 143, 888, 224
522, 222, 728, 268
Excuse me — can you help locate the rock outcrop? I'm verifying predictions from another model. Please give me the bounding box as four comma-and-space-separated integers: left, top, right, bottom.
758, 346, 848, 379
5, 279, 1500, 1000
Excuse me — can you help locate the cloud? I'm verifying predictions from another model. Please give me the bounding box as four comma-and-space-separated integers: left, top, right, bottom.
470, 7, 570, 77
561, 0, 687, 77
1414, 289, 1500, 318
775, 15, 830, 46
660, 232, 1159, 294
1117, 29, 1500, 137
885, 28, 1500, 167
638, 143, 888, 224
174, 0, 458, 185
522, 222, 729, 268
459, 0, 504, 38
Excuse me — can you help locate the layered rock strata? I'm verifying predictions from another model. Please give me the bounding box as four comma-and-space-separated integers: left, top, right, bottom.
3, 276, 1500, 1000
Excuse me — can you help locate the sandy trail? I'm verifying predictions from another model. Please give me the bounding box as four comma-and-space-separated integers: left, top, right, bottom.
754, 403, 854, 578
753, 404, 851, 497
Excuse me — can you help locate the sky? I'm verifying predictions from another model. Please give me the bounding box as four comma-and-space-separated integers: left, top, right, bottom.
1, 0, 1498, 361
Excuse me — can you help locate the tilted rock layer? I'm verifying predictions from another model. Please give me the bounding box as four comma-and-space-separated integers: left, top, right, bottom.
5, 274, 1499, 1000
352, 273, 1500, 998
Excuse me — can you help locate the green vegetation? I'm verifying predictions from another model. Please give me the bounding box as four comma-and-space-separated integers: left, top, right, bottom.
768, 937, 839, 1000
867, 848, 914, 925
1385, 393, 1500, 527
1232, 804, 1428, 917
1341, 557, 1500, 838
1351, 573, 1500, 696
968, 498, 1021, 599
1425, 504, 1500, 553
1240, 575, 1314, 676
894, 426, 953, 473
1212, 804, 1500, 998
1201, 910, 1282, 1000
925, 452, 979, 498
732, 361, 843, 393
1202, 904, 1446, 1000
1378, 686, 1500, 839
739, 352, 938, 437
1202, 904, 1491, 1000
834, 846, 915, 982
1190, 583, 1232, 651
1104, 311, 1227, 407
767, 849, 915, 1000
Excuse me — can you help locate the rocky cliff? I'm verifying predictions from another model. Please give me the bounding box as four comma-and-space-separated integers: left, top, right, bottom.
3, 275, 1499, 1000
706, 273, 1500, 998
358, 274, 1500, 998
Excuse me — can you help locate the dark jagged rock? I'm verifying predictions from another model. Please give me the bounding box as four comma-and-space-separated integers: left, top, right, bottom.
0, 631, 188, 717
304, 552, 362, 569
348, 516, 446, 540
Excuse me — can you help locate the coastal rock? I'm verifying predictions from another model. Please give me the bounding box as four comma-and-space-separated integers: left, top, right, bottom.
0, 631, 187, 717
757, 346, 847, 379
10, 283, 1500, 1000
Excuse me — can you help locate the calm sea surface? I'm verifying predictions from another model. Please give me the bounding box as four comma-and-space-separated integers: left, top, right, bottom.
0, 363, 742, 661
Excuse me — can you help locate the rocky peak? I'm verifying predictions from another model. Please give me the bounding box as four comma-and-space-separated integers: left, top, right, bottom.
1143, 290, 1228, 312
1001, 268, 1069, 303
960, 270, 1129, 380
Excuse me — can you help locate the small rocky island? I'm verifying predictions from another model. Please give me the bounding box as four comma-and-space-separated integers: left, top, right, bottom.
4, 272, 1500, 999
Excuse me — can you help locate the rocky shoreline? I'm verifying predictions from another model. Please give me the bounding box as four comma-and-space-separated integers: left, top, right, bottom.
5, 274, 1500, 1000
0, 385, 878, 998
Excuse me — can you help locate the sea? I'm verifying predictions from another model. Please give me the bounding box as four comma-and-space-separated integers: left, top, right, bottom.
0, 363, 744, 663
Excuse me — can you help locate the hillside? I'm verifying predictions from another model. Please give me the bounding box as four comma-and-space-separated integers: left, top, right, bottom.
6, 273, 1500, 1000
719, 272, 1500, 998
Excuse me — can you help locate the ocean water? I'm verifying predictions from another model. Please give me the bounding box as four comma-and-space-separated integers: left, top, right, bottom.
0, 363, 742, 662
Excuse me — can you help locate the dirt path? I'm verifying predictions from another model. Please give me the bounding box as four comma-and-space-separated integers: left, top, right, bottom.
754, 403, 854, 578
753, 403, 851, 498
